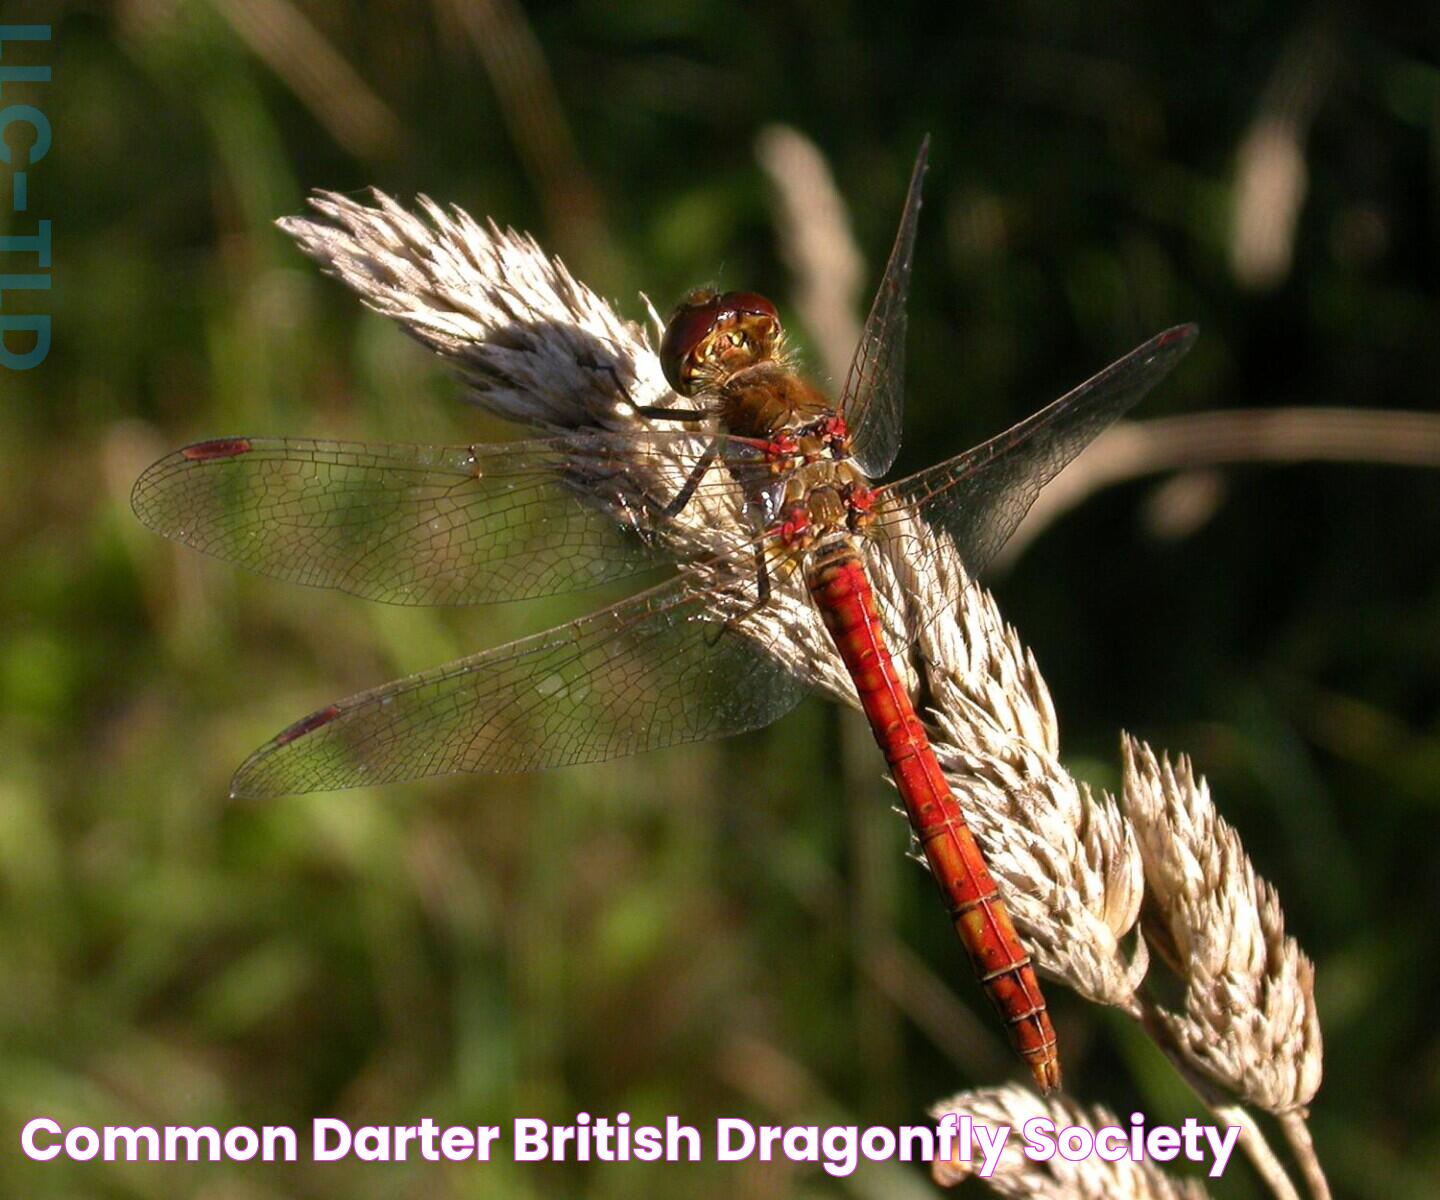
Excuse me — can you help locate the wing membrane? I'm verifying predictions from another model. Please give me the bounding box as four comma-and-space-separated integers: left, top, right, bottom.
841, 137, 929, 478
876, 324, 1198, 579
132, 433, 759, 605
230, 570, 808, 797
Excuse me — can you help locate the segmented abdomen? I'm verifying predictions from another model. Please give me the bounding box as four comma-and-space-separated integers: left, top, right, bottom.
806, 541, 1060, 1092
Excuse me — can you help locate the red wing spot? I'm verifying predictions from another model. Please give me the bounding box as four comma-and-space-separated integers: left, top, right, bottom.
1156, 323, 1199, 349
275, 704, 341, 746
183, 437, 254, 461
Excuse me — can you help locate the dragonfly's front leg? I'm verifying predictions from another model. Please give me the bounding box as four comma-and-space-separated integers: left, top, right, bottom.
581, 352, 712, 420
706, 542, 772, 646
659, 438, 720, 519
632, 403, 715, 422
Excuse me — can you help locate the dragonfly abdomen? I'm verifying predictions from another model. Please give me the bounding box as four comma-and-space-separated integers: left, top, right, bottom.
805, 541, 1061, 1092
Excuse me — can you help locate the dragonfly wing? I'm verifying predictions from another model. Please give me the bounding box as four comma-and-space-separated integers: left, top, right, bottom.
875, 324, 1198, 582
841, 136, 929, 478
132, 433, 752, 605
230, 570, 809, 797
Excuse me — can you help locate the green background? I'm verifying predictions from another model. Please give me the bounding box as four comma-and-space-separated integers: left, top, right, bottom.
2, 3, 1436, 1197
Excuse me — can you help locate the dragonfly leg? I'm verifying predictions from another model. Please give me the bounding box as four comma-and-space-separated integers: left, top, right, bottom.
632, 404, 715, 423
659, 439, 720, 519
705, 543, 772, 646
752, 542, 772, 608
580, 355, 638, 408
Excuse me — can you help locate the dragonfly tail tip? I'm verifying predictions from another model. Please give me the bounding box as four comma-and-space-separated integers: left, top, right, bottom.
1027, 1056, 1063, 1095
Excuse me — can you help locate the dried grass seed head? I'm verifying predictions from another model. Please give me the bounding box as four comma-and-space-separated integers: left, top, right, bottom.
1121, 735, 1323, 1112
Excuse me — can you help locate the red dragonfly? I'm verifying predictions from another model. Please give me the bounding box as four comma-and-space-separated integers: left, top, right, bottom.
133, 139, 1194, 1091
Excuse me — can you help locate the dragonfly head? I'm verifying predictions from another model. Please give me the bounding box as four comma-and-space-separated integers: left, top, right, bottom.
660, 289, 782, 396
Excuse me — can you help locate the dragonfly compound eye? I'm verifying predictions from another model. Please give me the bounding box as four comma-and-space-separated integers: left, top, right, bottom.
660, 290, 723, 395
660, 289, 784, 396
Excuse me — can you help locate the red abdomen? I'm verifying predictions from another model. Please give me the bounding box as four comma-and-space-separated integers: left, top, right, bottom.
806, 542, 1060, 1091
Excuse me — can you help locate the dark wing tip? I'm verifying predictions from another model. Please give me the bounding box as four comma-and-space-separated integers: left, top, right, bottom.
1156, 323, 1200, 353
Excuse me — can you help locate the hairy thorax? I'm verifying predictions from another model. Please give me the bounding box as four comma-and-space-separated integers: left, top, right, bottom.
715, 361, 834, 439
704, 362, 875, 547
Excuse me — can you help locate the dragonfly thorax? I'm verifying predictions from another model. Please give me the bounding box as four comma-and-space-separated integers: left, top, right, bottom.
772, 456, 876, 553
714, 360, 835, 441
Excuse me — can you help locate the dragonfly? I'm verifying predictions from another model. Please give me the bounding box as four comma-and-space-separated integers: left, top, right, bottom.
132, 138, 1195, 1092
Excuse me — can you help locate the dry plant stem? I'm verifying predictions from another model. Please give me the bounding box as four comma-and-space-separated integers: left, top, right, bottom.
1230, 14, 1337, 289
755, 124, 866, 384
999, 407, 1440, 568
861, 939, 1012, 1082
209, 0, 400, 159
1277, 1111, 1332, 1200
717, 1034, 939, 1200
433, 0, 612, 273
1211, 1104, 1301, 1200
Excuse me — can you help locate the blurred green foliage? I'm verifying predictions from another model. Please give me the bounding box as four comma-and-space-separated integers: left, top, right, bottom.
1, 2, 1437, 1197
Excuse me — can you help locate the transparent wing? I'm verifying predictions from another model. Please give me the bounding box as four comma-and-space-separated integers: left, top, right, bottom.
132, 433, 760, 605
230, 569, 809, 798
875, 324, 1198, 581
840, 136, 930, 478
